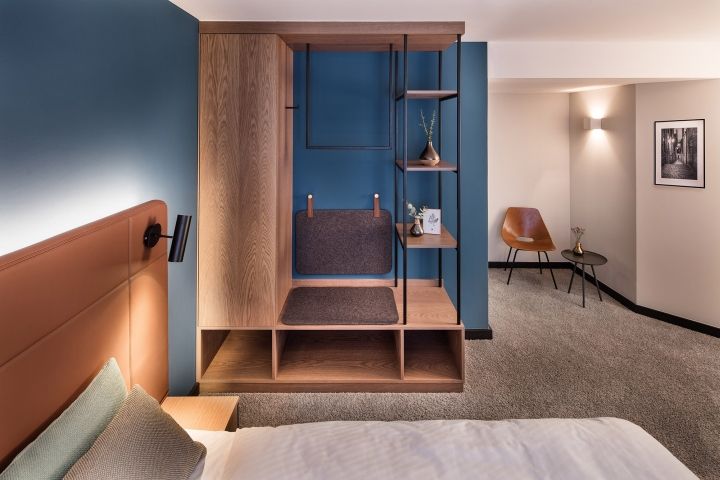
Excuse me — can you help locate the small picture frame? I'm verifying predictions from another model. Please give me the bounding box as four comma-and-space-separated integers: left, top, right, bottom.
654, 119, 705, 188
423, 209, 441, 235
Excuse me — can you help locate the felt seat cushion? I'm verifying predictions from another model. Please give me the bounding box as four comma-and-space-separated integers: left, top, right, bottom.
281, 287, 399, 325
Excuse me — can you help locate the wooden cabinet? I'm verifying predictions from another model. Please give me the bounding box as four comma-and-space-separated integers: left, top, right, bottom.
198, 34, 292, 327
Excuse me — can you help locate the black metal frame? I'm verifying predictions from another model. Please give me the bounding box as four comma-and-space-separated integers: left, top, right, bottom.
393, 34, 462, 325
305, 44, 394, 150
504, 246, 558, 290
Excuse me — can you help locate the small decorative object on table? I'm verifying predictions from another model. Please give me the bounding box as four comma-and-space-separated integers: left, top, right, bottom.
407, 203, 427, 236
571, 226, 585, 255
423, 208, 441, 235
419, 110, 440, 166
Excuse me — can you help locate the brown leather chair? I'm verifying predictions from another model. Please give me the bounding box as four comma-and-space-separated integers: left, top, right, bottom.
501, 207, 557, 289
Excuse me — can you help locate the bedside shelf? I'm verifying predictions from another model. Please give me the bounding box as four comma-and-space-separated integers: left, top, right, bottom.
395, 223, 457, 249
395, 159, 457, 172
395, 90, 458, 101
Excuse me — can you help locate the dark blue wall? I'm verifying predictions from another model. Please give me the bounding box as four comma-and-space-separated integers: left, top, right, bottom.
293, 44, 488, 329
0, 0, 199, 393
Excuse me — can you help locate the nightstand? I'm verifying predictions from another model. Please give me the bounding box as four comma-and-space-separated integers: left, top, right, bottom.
161, 396, 239, 431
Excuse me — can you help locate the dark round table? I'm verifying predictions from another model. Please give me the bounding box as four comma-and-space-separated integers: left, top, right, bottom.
561, 249, 607, 308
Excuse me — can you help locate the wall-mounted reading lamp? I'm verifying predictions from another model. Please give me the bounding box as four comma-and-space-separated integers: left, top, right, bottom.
583, 118, 604, 130
143, 215, 192, 262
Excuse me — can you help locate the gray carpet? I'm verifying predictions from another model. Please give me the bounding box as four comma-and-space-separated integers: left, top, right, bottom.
226, 269, 720, 479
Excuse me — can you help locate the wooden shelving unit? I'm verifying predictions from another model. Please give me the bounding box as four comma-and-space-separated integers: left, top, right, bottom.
395, 159, 457, 172
395, 224, 457, 249
396, 90, 458, 100
197, 23, 465, 394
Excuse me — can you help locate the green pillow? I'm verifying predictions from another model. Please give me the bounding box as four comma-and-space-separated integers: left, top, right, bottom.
0, 358, 127, 480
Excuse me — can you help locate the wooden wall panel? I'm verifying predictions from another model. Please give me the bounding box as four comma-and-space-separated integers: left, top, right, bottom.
199, 34, 291, 327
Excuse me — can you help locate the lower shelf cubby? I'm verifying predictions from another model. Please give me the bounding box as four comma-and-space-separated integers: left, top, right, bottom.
276, 330, 402, 382
200, 329, 273, 383
404, 330, 464, 382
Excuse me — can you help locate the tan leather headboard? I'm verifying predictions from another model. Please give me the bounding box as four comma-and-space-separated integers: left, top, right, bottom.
0, 200, 169, 468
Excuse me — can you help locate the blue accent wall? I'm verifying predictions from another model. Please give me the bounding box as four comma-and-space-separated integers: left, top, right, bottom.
293, 44, 488, 329
0, 0, 199, 392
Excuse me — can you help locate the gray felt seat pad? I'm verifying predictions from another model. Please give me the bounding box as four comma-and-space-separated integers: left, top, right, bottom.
281, 287, 399, 325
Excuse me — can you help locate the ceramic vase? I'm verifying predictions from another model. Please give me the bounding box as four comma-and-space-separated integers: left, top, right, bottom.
410, 218, 424, 237
419, 141, 440, 166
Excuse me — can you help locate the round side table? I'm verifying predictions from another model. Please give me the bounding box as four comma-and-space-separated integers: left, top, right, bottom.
561, 249, 608, 308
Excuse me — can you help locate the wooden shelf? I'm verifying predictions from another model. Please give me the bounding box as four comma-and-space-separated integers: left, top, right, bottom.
396, 223, 457, 249
404, 330, 462, 381
395, 159, 457, 172
393, 285, 460, 328
201, 330, 273, 382
276, 331, 401, 382
396, 90, 458, 101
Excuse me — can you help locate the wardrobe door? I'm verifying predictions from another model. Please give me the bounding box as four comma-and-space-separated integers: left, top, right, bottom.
199, 34, 285, 327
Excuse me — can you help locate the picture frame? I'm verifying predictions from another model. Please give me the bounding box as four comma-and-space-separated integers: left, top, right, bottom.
654, 119, 705, 188
423, 209, 441, 235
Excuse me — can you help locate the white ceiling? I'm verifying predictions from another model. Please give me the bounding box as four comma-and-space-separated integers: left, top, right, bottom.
488, 78, 699, 94
171, 0, 720, 42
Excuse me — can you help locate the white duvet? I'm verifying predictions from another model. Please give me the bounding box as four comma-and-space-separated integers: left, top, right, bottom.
188, 417, 697, 479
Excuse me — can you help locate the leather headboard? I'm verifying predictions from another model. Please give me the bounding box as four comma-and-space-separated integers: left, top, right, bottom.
0, 200, 169, 468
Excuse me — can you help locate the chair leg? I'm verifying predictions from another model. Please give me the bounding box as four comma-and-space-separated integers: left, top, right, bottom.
537, 252, 542, 274
506, 249, 519, 285
504, 247, 512, 271
544, 252, 557, 289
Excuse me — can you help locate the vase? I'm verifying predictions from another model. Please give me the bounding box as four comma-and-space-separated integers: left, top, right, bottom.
572, 241, 584, 256
419, 141, 440, 166
410, 218, 424, 237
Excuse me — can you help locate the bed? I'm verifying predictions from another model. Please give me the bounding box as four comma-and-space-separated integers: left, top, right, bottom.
0, 202, 698, 479
188, 418, 696, 479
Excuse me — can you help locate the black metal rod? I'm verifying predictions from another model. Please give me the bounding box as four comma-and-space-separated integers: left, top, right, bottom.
504, 247, 512, 271
305, 44, 393, 150
402, 34, 408, 325
305, 43, 311, 149
507, 249, 518, 285
538, 252, 543, 274
393, 49, 398, 289
568, 262, 576, 293
545, 251, 558, 289
591, 265, 602, 301
582, 264, 586, 307
437, 50, 443, 288
456, 34, 462, 325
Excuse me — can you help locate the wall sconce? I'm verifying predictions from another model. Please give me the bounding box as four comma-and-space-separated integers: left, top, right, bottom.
143, 215, 192, 262
584, 118, 604, 130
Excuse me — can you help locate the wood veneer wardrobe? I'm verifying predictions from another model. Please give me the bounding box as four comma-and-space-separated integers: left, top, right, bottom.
197, 23, 465, 393
198, 34, 293, 330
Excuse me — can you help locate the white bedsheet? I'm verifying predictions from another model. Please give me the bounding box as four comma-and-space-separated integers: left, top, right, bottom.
188, 418, 697, 480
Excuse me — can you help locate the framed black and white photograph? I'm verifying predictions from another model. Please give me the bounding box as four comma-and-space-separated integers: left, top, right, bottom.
654, 119, 705, 188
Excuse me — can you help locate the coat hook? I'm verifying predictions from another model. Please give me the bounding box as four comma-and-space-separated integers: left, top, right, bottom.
373, 193, 380, 218
307, 194, 314, 218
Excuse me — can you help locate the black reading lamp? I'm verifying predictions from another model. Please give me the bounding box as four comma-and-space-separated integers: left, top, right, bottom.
143, 214, 192, 262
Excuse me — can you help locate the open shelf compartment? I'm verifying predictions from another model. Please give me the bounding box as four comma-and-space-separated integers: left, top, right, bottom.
200, 329, 273, 383
276, 330, 402, 382
404, 330, 463, 382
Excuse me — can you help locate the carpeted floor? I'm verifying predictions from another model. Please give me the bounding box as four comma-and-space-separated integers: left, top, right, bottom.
228, 269, 720, 479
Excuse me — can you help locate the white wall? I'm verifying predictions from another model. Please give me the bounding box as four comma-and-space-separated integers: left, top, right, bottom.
569, 85, 637, 301
635, 80, 720, 327
488, 93, 570, 262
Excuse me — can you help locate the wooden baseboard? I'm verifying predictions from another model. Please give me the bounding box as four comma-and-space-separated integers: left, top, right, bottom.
292, 278, 440, 287
465, 328, 493, 340
489, 263, 720, 338
199, 382, 463, 393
